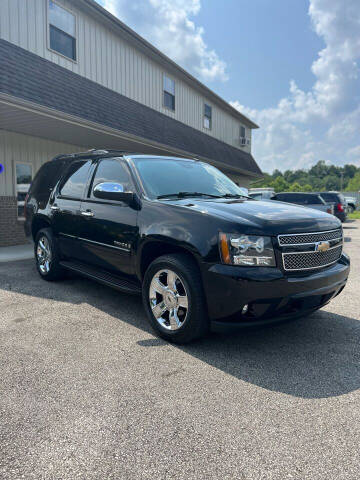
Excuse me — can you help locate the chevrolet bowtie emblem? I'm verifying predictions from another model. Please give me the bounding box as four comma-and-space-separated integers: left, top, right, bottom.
315, 241, 330, 252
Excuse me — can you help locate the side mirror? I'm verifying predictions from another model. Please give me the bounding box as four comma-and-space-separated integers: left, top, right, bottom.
93, 182, 134, 204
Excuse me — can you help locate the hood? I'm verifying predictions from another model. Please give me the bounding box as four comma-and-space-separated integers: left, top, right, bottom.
162, 198, 341, 235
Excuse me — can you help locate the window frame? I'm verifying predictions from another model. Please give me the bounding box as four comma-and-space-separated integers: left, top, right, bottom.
14, 161, 33, 220
204, 103, 212, 130
163, 74, 176, 111
57, 159, 93, 200
47, 0, 78, 63
86, 158, 137, 204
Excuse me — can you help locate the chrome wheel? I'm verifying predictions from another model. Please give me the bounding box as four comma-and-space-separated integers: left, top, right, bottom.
36, 236, 52, 274
149, 269, 189, 330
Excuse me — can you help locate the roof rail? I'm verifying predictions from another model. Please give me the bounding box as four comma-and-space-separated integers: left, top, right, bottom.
51, 149, 130, 162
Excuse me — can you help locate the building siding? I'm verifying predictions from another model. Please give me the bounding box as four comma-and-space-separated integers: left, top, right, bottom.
0, 130, 86, 197
0, 0, 252, 152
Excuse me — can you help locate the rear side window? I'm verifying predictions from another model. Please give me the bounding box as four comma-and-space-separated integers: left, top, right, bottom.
306, 195, 323, 205
274, 193, 294, 202
90, 158, 134, 198
59, 160, 91, 199
30, 160, 66, 197
320, 193, 338, 203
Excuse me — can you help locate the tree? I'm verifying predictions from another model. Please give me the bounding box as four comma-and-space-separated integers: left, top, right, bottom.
289, 182, 303, 192
271, 176, 289, 192
346, 172, 360, 192
302, 184, 312, 192
323, 175, 341, 191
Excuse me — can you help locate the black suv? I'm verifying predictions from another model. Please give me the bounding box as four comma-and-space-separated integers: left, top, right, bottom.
25, 150, 350, 343
315, 192, 347, 222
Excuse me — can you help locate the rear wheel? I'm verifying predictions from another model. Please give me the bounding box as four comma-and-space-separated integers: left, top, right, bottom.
142, 254, 209, 343
35, 228, 65, 281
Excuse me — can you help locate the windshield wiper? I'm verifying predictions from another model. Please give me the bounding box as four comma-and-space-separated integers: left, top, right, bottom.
220, 193, 248, 199
157, 191, 222, 199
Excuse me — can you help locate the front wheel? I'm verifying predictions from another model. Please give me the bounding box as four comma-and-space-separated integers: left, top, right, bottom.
142, 254, 209, 344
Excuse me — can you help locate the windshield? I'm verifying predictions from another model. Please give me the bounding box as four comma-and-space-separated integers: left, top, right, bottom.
133, 158, 246, 199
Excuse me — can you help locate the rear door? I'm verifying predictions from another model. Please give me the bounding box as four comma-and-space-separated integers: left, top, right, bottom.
51, 159, 93, 258
77, 157, 139, 277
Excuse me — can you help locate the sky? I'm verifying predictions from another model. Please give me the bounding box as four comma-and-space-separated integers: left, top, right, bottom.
97, 0, 360, 173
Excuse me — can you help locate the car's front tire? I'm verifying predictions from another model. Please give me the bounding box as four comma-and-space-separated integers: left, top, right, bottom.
142, 253, 209, 344
34, 228, 65, 281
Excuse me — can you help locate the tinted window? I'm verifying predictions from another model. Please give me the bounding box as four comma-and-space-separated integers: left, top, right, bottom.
306, 194, 323, 205
274, 193, 293, 202
91, 159, 134, 198
320, 193, 338, 203
59, 160, 91, 198
134, 158, 244, 199
30, 160, 67, 199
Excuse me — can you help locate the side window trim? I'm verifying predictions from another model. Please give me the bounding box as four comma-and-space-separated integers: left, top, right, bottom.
86, 158, 136, 204
56, 159, 92, 201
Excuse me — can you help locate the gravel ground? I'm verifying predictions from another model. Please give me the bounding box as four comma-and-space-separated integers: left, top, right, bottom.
0, 221, 359, 479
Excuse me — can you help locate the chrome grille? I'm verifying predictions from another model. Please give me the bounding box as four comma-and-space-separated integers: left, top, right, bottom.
278, 229, 342, 246
283, 245, 343, 271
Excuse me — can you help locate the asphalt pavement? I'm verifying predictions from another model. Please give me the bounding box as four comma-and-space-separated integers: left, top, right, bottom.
0, 221, 359, 479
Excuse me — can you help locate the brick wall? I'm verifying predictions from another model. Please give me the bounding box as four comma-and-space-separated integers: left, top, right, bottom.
0, 196, 28, 247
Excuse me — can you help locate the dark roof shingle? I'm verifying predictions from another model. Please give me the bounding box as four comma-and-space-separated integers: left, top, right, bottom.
0, 39, 262, 177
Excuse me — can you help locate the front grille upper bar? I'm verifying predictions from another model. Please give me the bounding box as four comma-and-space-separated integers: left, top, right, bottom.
277, 228, 342, 247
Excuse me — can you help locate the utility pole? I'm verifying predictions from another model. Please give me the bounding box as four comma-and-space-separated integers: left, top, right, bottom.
340, 171, 344, 191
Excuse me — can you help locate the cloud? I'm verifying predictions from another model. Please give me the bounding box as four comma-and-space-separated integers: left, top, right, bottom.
98, 0, 228, 82
231, 0, 360, 172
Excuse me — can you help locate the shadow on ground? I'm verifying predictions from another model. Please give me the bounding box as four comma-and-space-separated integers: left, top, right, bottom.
1, 259, 359, 400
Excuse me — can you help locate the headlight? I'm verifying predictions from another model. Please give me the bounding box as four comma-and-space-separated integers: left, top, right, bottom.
219, 233, 276, 266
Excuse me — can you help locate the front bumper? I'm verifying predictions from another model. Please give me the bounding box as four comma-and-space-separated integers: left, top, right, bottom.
201, 254, 350, 329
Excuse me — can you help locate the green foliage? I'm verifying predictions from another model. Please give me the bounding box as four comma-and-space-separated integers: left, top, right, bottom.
346, 172, 360, 192
250, 161, 360, 193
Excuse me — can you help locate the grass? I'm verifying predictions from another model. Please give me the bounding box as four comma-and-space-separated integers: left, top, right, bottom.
348, 211, 360, 219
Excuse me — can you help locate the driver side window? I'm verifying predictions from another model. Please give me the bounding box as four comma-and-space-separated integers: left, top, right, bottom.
90, 158, 134, 199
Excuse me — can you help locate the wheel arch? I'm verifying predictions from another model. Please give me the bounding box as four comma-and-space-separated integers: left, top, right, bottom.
137, 238, 202, 281
31, 215, 51, 241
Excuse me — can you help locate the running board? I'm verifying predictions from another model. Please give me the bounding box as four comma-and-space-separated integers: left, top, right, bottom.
60, 260, 141, 295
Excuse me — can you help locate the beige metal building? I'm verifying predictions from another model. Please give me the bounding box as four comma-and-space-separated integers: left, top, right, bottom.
0, 0, 261, 246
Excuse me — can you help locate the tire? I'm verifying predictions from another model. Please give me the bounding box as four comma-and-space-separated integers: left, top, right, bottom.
34, 228, 65, 281
142, 253, 209, 344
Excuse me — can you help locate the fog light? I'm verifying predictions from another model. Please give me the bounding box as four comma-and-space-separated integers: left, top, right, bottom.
241, 304, 249, 315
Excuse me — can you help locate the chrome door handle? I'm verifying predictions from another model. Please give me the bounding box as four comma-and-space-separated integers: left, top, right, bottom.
51, 205, 60, 211
81, 210, 94, 217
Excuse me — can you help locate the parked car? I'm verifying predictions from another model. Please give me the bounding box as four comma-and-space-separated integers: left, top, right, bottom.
344, 196, 358, 213
271, 192, 334, 215
25, 151, 349, 343
248, 188, 275, 200
315, 192, 347, 222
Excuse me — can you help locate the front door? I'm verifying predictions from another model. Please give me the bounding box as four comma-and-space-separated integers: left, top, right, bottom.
51, 159, 93, 259
77, 158, 139, 277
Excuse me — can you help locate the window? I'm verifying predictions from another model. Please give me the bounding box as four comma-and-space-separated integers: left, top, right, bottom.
240, 125, 246, 145
163, 75, 175, 110
15, 163, 33, 219
59, 160, 91, 198
90, 159, 134, 198
133, 157, 243, 199
204, 104, 212, 129
48, 0, 76, 61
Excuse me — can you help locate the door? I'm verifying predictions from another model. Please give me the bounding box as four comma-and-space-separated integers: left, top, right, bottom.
51, 159, 93, 259
77, 157, 139, 277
